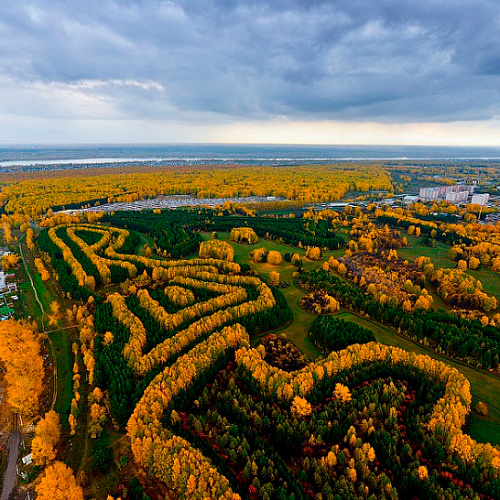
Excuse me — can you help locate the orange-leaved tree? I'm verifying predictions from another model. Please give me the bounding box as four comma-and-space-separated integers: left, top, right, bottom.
291, 396, 312, 417
267, 250, 282, 265
0, 253, 20, 269
32, 410, 61, 466
35, 461, 84, 500
0, 320, 44, 415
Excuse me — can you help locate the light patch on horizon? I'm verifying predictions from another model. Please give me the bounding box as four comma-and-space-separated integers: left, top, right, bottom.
200, 120, 500, 147
1, 113, 500, 147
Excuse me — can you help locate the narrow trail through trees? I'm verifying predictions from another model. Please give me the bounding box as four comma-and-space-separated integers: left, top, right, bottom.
19, 235, 45, 330
18, 237, 62, 411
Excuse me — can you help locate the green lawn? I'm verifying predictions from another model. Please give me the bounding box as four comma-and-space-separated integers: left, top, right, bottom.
468, 267, 500, 298
398, 235, 500, 303
134, 231, 154, 257
33, 273, 53, 315
398, 236, 455, 269
48, 328, 75, 424
215, 233, 327, 359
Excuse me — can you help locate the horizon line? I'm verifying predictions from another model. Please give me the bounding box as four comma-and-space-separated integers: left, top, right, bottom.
1, 142, 500, 148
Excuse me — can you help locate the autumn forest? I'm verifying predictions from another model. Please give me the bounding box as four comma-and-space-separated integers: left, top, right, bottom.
2, 162, 500, 499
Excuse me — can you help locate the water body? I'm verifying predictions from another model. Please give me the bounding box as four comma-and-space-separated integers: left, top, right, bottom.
1, 144, 500, 170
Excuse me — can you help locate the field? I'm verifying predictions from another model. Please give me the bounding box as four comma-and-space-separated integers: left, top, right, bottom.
398, 236, 455, 269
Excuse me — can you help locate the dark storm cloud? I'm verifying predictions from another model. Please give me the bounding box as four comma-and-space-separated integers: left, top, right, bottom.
1, 0, 500, 123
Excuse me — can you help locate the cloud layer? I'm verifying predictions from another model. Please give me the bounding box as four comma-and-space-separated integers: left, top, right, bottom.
1, 0, 500, 142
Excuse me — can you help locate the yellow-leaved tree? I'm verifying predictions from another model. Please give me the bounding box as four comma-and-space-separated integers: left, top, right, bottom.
291, 396, 312, 417
417, 465, 429, 480
306, 246, 321, 261
268, 271, 280, 287
35, 461, 84, 500
32, 410, 61, 466
48, 300, 61, 328
229, 227, 259, 244
0, 320, 44, 415
333, 383, 352, 402
267, 250, 282, 265
0, 253, 20, 270
198, 239, 235, 261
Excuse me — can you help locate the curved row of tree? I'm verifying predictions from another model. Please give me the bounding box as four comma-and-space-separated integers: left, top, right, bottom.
299, 270, 500, 370
128, 322, 500, 499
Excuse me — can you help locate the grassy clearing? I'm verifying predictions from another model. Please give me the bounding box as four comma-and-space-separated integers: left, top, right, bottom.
467, 266, 500, 298
398, 236, 456, 269
48, 328, 75, 424
33, 273, 53, 314
398, 235, 500, 304
18, 248, 45, 323
204, 229, 346, 259
134, 231, 154, 257
19, 280, 38, 319
217, 234, 326, 359
259, 282, 323, 361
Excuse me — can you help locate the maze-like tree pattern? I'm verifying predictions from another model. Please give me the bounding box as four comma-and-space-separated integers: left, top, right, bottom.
41, 224, 500, 499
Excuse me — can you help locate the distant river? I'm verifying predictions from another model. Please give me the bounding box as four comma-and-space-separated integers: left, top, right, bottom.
1, 143, 500, 168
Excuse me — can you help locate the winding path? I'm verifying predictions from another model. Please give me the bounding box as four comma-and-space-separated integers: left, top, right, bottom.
19, 236, 45, 330
18, 237, 60, 411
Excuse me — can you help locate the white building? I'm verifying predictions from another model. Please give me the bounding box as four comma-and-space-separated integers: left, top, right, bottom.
471, 193, 489, 206
445, 191, 469, 203
419, 184, 474, 201
419, 187, 440, 200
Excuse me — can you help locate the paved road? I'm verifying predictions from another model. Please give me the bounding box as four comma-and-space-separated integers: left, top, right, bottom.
0, 417, 20, 500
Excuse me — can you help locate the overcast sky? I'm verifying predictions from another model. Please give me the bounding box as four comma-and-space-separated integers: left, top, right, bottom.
1, 0, 500, 145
